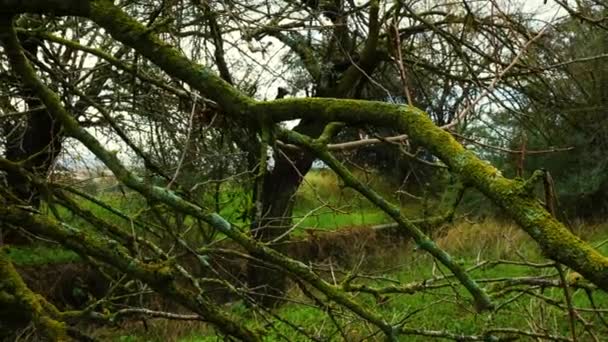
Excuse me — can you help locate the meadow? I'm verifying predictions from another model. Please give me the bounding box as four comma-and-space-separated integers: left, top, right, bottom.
8, 169, 605, 341
97, 218, 608, 341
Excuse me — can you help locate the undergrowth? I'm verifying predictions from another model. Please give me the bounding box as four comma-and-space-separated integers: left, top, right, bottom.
11, 169, 608, 341
99, 220, 608, 341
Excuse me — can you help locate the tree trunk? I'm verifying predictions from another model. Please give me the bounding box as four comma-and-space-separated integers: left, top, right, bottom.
246, 119, 323, 307
2, 39, 62, 244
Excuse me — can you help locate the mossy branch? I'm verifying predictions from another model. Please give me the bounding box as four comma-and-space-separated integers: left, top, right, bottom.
0, 16, 261, 342
0, 206, 261, 341
317, 122, 346, 145
0, 249, 69, 341
86, 0, 254, 117
18, 29, 205, 106
255, 98, 608, 291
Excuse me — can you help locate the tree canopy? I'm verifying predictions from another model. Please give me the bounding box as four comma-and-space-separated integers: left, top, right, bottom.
1, 0, 608, 341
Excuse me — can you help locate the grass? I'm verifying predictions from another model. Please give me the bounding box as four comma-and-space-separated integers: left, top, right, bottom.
291, 168, 424, 234
16, 169, 608, 341
5, 245, 80, 266
6, 168, 401, 267
102, 219, 608, 342
49, 168, 421, 239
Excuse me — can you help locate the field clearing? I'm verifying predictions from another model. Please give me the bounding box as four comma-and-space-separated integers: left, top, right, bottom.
91, 219, 608, 342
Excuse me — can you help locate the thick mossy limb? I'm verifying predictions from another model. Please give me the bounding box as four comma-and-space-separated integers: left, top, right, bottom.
0, 249, 69, 341
257, 98, 608, 291
283, 129, 493, 311
317, 122, 346, 144
1, 21, 259, 342
86, 0, 254, 117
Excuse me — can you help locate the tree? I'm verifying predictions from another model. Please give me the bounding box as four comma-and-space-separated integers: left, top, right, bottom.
241, 0, 549, 303
1, 0, 608, 341
497, 4, 608, 218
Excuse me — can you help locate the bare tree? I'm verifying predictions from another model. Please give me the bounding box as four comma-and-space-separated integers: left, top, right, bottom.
1, 0, 608, 341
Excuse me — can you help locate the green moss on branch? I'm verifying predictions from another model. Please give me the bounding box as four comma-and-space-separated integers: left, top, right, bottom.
1, 16, 397, 340
0, 17, 260, 342
259, 97, 608, 291
0, 249, 69, 341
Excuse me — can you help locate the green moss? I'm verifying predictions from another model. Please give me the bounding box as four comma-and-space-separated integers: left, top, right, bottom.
283, 129, 494, 311
0, 250, 68, 340
6, 1, 608, 337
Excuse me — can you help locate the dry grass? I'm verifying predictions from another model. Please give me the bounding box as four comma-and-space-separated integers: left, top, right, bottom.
435, 217, 608, 261
435, 218, 536, 260
297, 169, 342, 200
91, 319, 212, 342
297, 168, 399, 205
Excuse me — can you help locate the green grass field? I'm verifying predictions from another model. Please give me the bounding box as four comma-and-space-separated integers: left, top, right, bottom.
6, 245, 80, 266
98, 220, 608, 341
9, 169, 608, 341
7, 169, 403, 267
